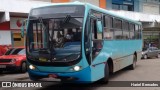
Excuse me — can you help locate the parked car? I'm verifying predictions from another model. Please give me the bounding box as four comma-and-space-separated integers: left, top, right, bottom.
142, 47, 160, 59
0, 47, 26, 73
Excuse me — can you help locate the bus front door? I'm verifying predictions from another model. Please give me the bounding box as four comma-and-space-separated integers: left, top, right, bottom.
90, 17, 104, 81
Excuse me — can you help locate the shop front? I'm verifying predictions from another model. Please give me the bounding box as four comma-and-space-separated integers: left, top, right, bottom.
143, 27, 160, 49
10, 17, 27, 47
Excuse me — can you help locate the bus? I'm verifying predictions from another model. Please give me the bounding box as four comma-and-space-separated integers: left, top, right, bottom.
21, 2, 142, 83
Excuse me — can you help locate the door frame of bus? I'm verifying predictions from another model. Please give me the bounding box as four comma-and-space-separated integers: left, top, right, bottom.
89, 14, 103, 63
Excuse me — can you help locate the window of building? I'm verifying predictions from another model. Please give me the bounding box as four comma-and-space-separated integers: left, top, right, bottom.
112, 0, 134, 11
122, 5, 134, 11
112, 4, 120, 10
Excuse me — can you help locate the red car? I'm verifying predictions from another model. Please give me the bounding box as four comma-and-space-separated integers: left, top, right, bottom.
0, 47, 27, 73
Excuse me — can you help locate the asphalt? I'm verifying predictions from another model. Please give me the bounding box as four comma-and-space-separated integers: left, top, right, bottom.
0, 58, 160, 90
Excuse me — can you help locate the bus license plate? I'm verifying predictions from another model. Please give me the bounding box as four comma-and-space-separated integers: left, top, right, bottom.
39, 58, 47, 62
0, 65, 6, 68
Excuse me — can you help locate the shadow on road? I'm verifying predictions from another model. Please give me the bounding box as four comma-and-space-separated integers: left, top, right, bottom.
0, 71, 27, 78
37, 82, 107, 90
0, 71, 26, 75
37, 65, 141, 90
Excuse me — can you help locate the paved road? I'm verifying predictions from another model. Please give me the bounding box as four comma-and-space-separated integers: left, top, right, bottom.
1, 58, 160, 90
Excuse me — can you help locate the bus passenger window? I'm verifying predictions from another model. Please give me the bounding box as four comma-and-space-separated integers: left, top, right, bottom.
113, 19, 123, 39
139, 25, 142, 39
135, 25, 139, 39
104, 28, 114, 39
91, 20, 102, 40
130, 23, 135, 39
122, 21, 129, 39
104, 15, 113, 28
104, 15, 114, 40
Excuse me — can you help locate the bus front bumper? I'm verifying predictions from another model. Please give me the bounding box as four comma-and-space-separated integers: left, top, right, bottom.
28, 66, 91, 83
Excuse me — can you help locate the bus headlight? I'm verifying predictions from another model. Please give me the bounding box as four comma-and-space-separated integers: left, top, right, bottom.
73, 66, 81, 71
29, 65, 36, 70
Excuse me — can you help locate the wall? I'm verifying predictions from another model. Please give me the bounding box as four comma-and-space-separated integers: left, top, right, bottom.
134, 0, 139, 12
138, 0, 160, 15
52, 0, 70, 3
106, 0, 112, 10
0, 0, 51, 13
10, 17, 27, 47
70, 0, 99, 7
0, 31, 12, 45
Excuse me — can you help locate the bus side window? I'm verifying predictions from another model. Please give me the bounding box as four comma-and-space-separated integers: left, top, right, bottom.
90, 17, 103, 60
139, 25, 142, 39
129, 23, 135, 39
135, 24, 139, 39
122, 21, 129, 39
104, 15, 114, 40
113, 18, 123, 39
91, 19, 102, 40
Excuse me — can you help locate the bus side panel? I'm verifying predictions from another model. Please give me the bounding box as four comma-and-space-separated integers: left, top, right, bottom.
90, 63, 105, 82
104, 40, 142, 72
119, 40, 142, 69
91, 40, 142, 75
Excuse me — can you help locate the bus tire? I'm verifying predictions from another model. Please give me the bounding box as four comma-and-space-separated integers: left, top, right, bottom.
129, 55, 137, 70
101, 62, 109, 83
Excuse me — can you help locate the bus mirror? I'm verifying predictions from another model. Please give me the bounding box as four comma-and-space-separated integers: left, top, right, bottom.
96, 20, 102, 33
21, 20, 26, 38
92, 41, 93, 47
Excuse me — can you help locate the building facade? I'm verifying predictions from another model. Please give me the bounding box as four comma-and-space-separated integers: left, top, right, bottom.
1, 0, 160, 48
106, 0, 160, 48
0, 0, 51, 47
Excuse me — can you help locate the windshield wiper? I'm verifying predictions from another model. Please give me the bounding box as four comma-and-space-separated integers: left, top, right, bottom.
38, 17, 47, 31
63, 15, 71, 24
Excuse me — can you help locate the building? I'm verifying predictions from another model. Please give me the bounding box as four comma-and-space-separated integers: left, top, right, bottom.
1, 0, 160, 48
51, 0, 107, 9
106, 0, 160, 48
0, 0, 51, 47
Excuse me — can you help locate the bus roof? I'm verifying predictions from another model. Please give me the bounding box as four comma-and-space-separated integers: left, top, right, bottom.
31, 1, 141, 25
85, 3, 141, 25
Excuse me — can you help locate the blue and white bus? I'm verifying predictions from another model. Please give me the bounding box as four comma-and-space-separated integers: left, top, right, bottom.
21, 2, 142, 83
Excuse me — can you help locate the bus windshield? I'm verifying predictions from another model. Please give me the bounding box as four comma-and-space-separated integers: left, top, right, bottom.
26, 6, 84, 63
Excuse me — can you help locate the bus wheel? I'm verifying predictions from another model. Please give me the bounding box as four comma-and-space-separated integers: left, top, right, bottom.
101, 62, 109, 83
129, 55, 137, 70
